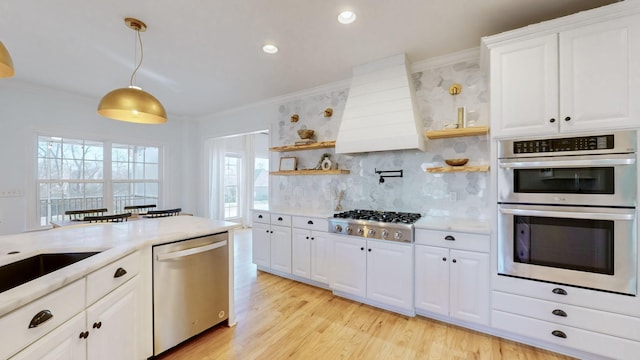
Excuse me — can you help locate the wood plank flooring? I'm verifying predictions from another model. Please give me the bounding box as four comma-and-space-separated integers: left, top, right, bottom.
156, 229, 575, 360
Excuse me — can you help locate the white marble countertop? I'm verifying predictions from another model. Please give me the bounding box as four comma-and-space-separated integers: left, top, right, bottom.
251, 207, 335, 218
0, 216, 240, 317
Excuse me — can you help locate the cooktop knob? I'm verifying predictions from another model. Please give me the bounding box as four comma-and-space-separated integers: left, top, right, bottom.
357, 228, 364, 235
381, 229, 389, 238
368, 228, 376, 236
345, 226, 353, 234
394, 231, 403, 240
335, 224, 343, 232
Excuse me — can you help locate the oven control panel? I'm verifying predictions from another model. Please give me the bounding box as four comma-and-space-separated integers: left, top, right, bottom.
513, 134, 614, 154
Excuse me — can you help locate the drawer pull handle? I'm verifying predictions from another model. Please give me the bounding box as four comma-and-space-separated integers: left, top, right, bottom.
93, 321, 102, 329
79, 331, 90, 339
29, 310, 53, 328
552, 288, 567, 295
258, 215, 263, 219
277, 217, 283, 221
114, 267, 127, 278
307, 220, 314, 225
444, 235, 455, 241
552, 309, 567, 317
551, 330, 567, 339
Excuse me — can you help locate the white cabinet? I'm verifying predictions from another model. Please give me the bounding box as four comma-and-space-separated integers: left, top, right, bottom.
488, 14, 640, 138
8, 252, 142, 360
251, 212, 292, 273
331, 234, 414, 313
414, 230, 489, 325
291, 216, 330, 285
291, 228, 330, 284
86, 276, 139, 360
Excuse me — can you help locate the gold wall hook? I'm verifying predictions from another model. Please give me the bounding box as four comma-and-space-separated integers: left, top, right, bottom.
449, 84, 462, 95
290, 114, 299, 122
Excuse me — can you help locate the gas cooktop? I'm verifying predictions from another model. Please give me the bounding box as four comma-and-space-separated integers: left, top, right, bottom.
329, 209, 422, 243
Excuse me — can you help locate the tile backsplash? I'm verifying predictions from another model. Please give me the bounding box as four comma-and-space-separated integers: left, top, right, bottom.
271, 59, 490, 220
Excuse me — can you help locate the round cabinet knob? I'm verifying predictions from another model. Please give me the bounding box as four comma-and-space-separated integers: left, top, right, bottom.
381, 230, 389, 238
360, 247, 365, 251
564, 116, 571, 121
442, 257, 447, 261
357, 228, 364, 235
335, 225, 343, 232
345, 226, 353, 234
549, 118, 556, 123
394, 232, 402, 240
368, 229, 376, 237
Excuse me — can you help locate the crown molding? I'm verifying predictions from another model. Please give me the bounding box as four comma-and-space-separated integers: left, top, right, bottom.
411, 47, 480, 73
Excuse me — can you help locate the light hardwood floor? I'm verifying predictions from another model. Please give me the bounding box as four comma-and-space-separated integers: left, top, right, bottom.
156, 229, 575, 359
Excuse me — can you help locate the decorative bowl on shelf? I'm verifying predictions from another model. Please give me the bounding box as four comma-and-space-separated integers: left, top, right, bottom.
297, 129, 315, 139
445, 158, 469, 166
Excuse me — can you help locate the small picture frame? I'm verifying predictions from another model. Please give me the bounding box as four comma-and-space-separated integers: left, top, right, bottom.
279, 157, 297, 171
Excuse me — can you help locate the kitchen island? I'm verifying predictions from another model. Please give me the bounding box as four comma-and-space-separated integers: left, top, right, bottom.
0, 216, 241, 359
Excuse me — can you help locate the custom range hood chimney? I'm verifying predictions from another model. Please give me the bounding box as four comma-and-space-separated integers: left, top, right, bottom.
335, 53, 425, 154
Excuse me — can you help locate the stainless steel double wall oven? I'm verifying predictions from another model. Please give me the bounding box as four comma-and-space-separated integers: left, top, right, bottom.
497, 131, 638, 295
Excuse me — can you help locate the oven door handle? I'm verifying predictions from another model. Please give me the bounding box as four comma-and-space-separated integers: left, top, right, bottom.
499, 157, 635, 169
499, 208, 635, 221
156, 240, 227, 261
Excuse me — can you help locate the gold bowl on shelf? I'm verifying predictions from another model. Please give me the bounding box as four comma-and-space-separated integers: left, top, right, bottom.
445, 158, 469, 166
297, 129, 315, 139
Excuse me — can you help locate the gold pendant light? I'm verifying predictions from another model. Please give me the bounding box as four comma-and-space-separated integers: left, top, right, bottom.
98, 18, 167, 124
0, 40, 15, 78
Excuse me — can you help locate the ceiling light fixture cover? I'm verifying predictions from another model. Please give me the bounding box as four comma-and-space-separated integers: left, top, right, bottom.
0, 41, 15, 78
262, 44, 278, 54
338, 11, 357, 24
97, 18, 167, 124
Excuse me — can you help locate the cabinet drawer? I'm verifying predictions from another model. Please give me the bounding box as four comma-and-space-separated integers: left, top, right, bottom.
493, 310, 640, 360
86, 251, 140, 306
0, 279, 85, 360
493, 291, 640, 342
252, 211, 270, 224
292, 216, 329, 232
270, 213, 291, 227
493, 275, 640, 317
415, 229, 489, 252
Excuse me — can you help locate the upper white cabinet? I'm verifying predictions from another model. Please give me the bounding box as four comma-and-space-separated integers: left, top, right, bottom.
487, 13, 640, 138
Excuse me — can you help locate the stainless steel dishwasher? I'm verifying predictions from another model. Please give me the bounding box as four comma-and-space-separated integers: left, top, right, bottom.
152, 232, 229, 355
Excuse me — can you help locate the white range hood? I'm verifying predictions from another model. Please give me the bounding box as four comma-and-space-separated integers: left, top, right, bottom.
335, 53, 426, 154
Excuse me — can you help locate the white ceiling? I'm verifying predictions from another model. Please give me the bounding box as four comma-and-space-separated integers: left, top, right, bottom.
0, 0, 618, 118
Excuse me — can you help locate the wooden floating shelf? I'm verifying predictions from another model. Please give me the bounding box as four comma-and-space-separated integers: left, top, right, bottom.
425, 165, 490, 173
425, 126, 489, 139
270, 169, 350, 176
269, 141, 336, 152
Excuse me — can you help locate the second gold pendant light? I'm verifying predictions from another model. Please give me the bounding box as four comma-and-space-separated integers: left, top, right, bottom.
97, 18, 167, 124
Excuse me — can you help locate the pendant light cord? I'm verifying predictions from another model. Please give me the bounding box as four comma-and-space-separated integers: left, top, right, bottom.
129, 29, 144, 87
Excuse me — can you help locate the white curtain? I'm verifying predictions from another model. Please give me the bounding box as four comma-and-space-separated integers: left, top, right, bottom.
241, 134, 256, 227
204, 137, 226, 220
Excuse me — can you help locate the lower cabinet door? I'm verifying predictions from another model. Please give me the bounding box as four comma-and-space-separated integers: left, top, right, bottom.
449, 249, 489, 325
86, 276, 139, 360
415, 245, 450, 316
251, 223, 271, 267
331, 235, 367, 298
310, 231, 330, 284
366, 240, 413, 310
291, 228, 311, 279
270, 225, 292, 273
11, 312, 86, 360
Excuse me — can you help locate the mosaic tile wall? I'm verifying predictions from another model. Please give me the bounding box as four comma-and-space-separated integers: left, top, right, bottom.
270, 59, 491, 220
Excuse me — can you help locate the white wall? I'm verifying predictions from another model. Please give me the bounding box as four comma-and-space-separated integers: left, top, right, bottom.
0, 80, 190, 234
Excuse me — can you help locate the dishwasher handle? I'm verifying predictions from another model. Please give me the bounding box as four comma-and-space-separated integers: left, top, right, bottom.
156, 240, 227, 261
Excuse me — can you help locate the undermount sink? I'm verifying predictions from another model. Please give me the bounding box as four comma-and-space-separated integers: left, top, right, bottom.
0, 252, 100, 294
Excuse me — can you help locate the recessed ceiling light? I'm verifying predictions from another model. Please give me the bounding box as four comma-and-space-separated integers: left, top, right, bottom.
262, 44, 278, 54
338, 11, 357, 24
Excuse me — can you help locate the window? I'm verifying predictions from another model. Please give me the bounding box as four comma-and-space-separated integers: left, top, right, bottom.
223, 155, 241, 219
112, 144, 159, 212
254, 157, 269, 209
37, 135, 161, 226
